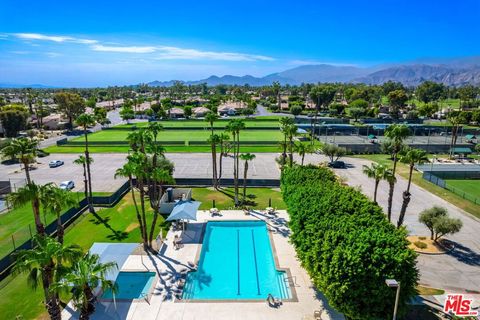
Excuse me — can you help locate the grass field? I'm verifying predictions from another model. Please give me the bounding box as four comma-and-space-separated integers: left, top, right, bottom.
352, 154, 480, 218
0, 187, 285, 319
192, 187, 285, 210
0, 192, 109, 258
445, 179, 480, 203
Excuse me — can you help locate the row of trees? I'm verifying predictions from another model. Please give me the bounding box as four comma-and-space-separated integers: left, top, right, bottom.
115, 123, 175, 250
204, 113, 258, 206
281, 165, 418, 319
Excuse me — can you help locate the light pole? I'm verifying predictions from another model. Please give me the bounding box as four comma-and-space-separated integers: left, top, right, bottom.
385, 279, 400, 320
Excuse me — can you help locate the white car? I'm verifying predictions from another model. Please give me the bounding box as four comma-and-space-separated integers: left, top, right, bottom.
59, 181, 75, 190
49, 160, 64, 168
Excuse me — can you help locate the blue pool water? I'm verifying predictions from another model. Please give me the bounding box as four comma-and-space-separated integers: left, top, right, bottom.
183, 221, 291, 300
102, 271, 156, 299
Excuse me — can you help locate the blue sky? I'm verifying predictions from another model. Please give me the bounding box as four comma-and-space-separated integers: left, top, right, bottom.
0, 0, 479, 87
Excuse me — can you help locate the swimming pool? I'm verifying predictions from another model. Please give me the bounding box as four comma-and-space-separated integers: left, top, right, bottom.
102, 271, 156, 300
182, 221, 291, 300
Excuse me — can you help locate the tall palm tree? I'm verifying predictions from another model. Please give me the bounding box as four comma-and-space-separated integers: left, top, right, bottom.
0, 137, 38, 183
239, 153, 256, 202
397, 147, 429, 227
285, 124, 298, 167
383, 169, 397, 222
14, 236, 82, 320
279, 117, 294, 163
204, 111, 219, 135
41, 185, 78, 243
217, 132, 230, 186
115, 153, 149, 248
50, 253, 117, 320
73, 155, 93, 202
7, 182, 48, 235
226, 119, 245, 206
447, 112, 462, 159
207, 134, 221, 189
115, 160, 145, 242
76, 114, 96, 213
384, 124, 410, 219
362, 163, 388, 203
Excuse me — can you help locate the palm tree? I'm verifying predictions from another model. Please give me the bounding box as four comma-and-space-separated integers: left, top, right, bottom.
447, 112, 461, 159
397, 147, 429, 227
383, 169, 397, 222
226, 119, 245, 206
204, 111, 219, 135
239, 153, 256, 202
0, 137, 38, 183
384, 124, 410, 219
294, 142, 307, 166
14, 235, 82, 320
76, 114, 96, 213
279, 117, 294, 163
73, 155, 93, 202
217, 132, 230, 186
285, 123, 298, 167
362, 163, 388, 203
50, 253, 117, 320
41, 185, 78, 243
207, 134, 220, 189
115, 153, 149, 248
7, 182, 48, 235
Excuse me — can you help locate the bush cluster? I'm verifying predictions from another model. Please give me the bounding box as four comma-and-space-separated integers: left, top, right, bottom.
281, 165, 418, 319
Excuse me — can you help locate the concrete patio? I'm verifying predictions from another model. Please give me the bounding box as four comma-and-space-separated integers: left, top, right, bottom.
62, 210, 343, 320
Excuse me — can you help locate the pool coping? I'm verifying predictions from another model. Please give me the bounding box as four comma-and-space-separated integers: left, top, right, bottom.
177, 219, 298, 303
98, 270, 159, 303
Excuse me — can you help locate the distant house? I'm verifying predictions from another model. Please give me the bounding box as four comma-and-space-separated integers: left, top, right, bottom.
40, 114, 67, 130
218, 101, 247, 116
193, 107, 210, 118
95, 99, 124, 111
169, 107, 185, 119
218, 105, 237, 116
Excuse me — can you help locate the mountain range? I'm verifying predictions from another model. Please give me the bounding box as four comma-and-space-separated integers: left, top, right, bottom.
147, 56, 480, 87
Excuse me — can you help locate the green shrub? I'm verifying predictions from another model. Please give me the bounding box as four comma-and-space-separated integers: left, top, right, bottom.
281, 166, 418, 320
414, 241, 428, 249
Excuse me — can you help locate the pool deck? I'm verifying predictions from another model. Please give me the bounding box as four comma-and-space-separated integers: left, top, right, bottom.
61, 210, 344, 320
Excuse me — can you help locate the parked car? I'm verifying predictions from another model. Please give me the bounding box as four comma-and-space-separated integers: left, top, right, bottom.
328, 161, 346, 169
59, 180, 75, 190
49, 160, 64, 168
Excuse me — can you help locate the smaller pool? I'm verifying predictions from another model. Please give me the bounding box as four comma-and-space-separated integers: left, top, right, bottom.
102, 271, 156, 300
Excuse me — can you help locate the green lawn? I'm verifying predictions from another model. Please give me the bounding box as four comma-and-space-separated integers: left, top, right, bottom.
445, 179, 480, 204
352, 154, 480, 217
72, 129, 282, 142
0, 192, 167, 320
0, 187, 285, 319
191, 187, 286, 210
0, 192, 109, 258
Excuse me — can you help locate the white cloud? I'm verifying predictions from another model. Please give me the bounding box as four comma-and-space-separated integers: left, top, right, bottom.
12, 33, 98, 44
8, 32, 274, 62
91, 44, 157, 53
154, 46, 274, 61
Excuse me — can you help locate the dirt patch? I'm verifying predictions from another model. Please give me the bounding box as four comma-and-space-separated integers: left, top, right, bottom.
125, 222, 139, 232
407, 235, 448, 254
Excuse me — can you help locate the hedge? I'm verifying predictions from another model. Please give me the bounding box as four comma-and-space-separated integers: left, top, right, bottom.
281, 166, 418, 319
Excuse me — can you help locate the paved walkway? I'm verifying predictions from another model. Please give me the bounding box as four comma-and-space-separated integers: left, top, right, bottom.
61, 210, 343, 320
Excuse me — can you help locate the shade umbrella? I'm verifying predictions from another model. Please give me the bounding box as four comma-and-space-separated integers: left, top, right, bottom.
166, 200, 201, 222
297, 128, 308, 134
